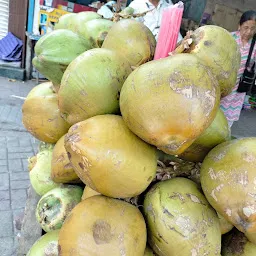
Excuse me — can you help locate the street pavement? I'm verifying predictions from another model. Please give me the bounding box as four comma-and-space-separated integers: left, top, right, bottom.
0, 76, 255, 255
0, 77, 38, 256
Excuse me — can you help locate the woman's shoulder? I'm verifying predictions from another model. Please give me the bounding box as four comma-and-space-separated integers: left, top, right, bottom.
231, 31, 239, 39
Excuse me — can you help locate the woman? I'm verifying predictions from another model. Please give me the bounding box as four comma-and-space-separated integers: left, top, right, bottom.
220, 10, 256, 127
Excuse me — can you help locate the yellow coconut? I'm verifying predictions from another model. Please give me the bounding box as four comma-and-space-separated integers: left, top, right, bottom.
120, 53, 220, 155
179, 108, 231, 162
22, 82, 70, 143
58, 195, 147, 256
81, 186, 100, 201
51, 135, 80, 183
64, 115, 157, 198
188, 25, 241, 97
200, 138, 256, 242
102, 19, 156, 67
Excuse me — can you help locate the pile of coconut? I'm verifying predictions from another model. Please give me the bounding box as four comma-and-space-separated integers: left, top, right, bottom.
22, 10, 256, 256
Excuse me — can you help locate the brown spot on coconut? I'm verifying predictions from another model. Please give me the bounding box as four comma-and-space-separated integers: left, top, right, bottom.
102, 19, 156, 67
64, 115, 157, 198
22, 82, 71, 143
143, 177, 221, 256
222, 229, 256, 255
58, 48, 132, 125
51, 135, 81, 184
186, 25, 241, 97
120, 53, 220, 156
200, 138, 256, 242
179, 108, 231, 162
82, 186, 100, 201
58, 195, 147, 256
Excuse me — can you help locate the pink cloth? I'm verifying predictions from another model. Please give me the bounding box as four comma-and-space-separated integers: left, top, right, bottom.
154, 2, 184, 60
220, 31, 256, 123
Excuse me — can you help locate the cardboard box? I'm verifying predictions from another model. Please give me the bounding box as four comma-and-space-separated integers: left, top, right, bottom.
39, 7, 70, 35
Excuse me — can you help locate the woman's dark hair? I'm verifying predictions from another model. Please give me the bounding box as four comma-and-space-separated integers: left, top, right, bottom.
240, 10, 256, 25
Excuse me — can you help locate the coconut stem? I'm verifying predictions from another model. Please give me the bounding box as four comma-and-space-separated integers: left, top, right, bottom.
112, 9, 154, 22
169, 30, 194, 56
28, 156, 37, 172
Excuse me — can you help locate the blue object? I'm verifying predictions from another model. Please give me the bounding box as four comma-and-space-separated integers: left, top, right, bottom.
0, 33, 23, 61
27, 0, 35, 33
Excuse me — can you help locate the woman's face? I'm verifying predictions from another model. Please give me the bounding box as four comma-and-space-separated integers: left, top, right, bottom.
239, 19, 256, 41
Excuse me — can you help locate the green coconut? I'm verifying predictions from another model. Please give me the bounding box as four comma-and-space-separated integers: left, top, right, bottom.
54, 13, 77, 30
179, 108, 231, 162
218, 212, 233, 235
120, 53, 220, 156
120, 7, 135, 15
36, 185, 83, 232
188, 25, 241, 97
200, 138, 256, 242
22, 82, 71, 143
102, 19, 156, 67
222, 229, 256, 255
144, 178, 221, 256
29, 146, 60, 196
27, 230, 59, 256
58, 48, 132, 125
76, 19, 113, 48
64, 115, 157, 198
32, 29, 90, 92
58, 196, 147, 255
55, 11, 101, 32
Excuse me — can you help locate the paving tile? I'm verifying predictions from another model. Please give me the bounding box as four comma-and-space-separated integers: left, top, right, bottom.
8, 147, 33, 153
0, 105, 11, 122
13, 209, 25, 235
0, 149, 7, 160
0, 159, 7, 166
22, 158, 29, 172
0, 165, 8, 173
0, 190, 10, 200
10, 172, 29, 181
6, 137, 19, 147
11, 189, 28, 210
8, 152, 33, 160
19, 137, 32, 147
0, 211, 13, 238
0, 200, 11, 211
0, 237, 14, 256
8, 159, 22, 172
0, 173, 9, 191
6, 106, 19, 123
11, 180, 30, 190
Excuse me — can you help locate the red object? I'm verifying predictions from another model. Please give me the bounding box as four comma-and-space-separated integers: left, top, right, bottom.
41, 0, 97, 12
154, 2, 184, 60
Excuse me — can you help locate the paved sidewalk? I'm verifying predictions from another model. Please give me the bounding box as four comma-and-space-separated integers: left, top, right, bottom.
0, 77, 38, 256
